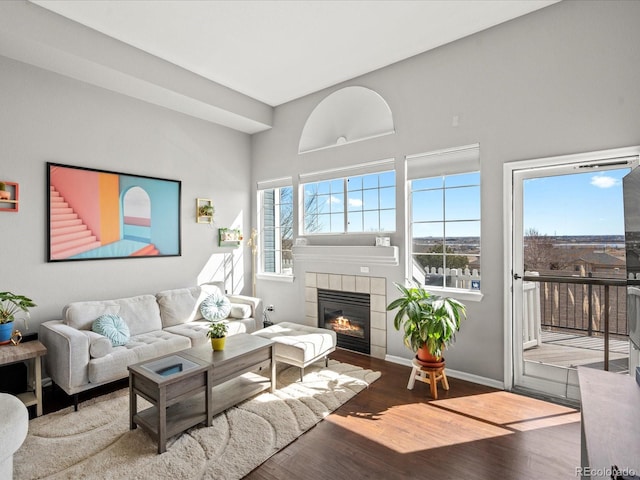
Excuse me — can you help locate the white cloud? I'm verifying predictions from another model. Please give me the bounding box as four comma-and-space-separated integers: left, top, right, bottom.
348, 198, 363, 207
591, 174, 619, 188
330, 195, 342, 204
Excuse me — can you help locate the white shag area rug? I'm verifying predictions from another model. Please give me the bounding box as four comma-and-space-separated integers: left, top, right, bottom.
15, 360, 380, 480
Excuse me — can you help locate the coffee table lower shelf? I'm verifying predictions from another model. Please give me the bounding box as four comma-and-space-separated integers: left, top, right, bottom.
133, 393, 208, 445
209, 371, 272, 416
134, 372, 271, 430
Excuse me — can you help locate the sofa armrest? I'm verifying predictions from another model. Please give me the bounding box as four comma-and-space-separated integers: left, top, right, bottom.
227, 294, 263, 330
39, 320, 90, 396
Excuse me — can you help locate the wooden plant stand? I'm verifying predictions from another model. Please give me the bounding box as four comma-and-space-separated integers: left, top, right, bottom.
407, 358, 449, 399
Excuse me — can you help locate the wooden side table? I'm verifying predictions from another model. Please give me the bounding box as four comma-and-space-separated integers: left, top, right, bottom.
0, 340, 47, 416
129, 352, 212, 454
407, 358, 449, 399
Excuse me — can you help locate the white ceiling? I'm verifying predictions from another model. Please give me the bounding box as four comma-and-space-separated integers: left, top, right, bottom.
31, 0, 558, 107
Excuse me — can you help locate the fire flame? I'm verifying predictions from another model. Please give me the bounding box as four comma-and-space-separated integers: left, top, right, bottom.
331, 316, 361, 332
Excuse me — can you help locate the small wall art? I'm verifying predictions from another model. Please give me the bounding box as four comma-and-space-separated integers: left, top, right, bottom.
219, 227, 243, 247
0, 181, 19, 212
196, 198, 214, 224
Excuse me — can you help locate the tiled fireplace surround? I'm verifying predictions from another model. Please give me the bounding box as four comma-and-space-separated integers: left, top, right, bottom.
304, 272, 387, 359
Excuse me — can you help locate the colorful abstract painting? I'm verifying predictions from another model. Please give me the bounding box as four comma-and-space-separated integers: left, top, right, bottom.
47, 163, 181, 261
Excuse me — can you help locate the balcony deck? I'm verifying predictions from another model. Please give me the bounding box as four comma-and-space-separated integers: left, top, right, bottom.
524, 330, 630, 373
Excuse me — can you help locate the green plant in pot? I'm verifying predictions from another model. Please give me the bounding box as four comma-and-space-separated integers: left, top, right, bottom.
198, 204, 214, 217
0, 291, 37, 344
0, 182, 10, 200
387, 282, 466, 366
207, 320, 229, 351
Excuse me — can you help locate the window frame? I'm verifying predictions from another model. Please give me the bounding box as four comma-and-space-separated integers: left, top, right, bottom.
406, 144, 482, 299
300, 169, 396, 235
257, 184, 294, 278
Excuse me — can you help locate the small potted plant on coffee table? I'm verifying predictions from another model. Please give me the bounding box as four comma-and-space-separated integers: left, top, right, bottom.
207, 321, 229, 351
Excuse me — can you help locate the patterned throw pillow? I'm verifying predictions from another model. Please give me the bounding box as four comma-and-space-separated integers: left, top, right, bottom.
200, 292, 232, 320
92, 314, 130, 346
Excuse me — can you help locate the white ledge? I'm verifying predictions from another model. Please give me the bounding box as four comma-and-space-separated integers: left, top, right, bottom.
256, 273, 295, 283
292, 245, 399, 266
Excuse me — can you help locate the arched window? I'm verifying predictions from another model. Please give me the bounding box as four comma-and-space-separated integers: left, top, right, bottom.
299, 86, 394, 153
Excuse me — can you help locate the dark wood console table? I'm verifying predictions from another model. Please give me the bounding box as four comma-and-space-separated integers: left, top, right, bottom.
578, 366, 640, 479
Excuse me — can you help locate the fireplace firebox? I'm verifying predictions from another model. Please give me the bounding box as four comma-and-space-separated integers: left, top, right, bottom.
317, 289, 370, 354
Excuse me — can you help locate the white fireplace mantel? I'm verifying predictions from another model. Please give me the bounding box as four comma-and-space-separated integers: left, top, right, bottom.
292, 245, 399, 266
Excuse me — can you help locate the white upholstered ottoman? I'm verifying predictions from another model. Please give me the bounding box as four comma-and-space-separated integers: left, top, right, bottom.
252, 322, 337, 380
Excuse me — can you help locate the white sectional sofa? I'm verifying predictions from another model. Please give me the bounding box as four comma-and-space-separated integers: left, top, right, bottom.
40, 283, 262, 407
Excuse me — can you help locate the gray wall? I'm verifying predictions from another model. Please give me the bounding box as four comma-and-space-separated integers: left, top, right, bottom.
251, 1, 640, 382
0, 55, 253, 334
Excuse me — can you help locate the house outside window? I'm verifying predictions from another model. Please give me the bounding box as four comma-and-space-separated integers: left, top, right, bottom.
300, 161, 396, 235
258, 179, 293, 276
406, 145, 481, 292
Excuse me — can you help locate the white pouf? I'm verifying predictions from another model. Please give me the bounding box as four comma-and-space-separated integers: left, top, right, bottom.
0, 393, 29, 479
253, 322, 337, 380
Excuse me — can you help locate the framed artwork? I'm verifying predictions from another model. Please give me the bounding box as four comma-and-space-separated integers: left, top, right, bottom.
47, 162, 181, 262
196, 198, 214, 224
218, 227, 243, 247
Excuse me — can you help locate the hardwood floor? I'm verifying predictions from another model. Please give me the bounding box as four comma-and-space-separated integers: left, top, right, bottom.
246, 349, 582, 480
38, 349, 582, 479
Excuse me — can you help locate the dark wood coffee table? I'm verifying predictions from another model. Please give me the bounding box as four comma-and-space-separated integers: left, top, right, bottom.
185, 333, 276, 417
129, 333, 275, 453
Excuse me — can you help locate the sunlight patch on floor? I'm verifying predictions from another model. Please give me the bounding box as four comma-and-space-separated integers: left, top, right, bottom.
327, 390, 580, 453
430, 391, 581, 432
327, 402, 513, 453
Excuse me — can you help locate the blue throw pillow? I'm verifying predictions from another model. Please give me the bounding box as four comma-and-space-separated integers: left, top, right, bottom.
200, 292, 231, 321
92, 314, 130, 347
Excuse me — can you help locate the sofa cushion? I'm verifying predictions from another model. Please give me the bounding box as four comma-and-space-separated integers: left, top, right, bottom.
162, 321, 209, 347
64, 302, 120, 331
156, 285, 223, 328
200, 291, 231, 320
64, 295, 162, 336
92, 314, 130, 346
87, 330, 191, 385
229, 303, 252, 319
164, 317, 256, 345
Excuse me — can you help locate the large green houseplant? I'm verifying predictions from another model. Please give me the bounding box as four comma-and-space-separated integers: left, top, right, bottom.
387, 282, 466, 364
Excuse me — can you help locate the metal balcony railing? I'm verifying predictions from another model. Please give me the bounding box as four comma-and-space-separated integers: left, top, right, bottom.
522, 273, 628, 371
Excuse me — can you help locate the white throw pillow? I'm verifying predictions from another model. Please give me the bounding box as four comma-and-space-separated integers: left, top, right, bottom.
89, 336, 113, 358
229, 303, 252, 319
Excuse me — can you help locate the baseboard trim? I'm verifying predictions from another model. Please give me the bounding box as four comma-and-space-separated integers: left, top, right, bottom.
384, 354, 505, 390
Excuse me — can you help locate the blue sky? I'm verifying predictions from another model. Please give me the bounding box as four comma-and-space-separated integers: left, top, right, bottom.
524, 168, 630, 236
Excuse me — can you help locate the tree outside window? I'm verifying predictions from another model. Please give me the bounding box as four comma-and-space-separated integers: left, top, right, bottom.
302, 171, 395, 235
